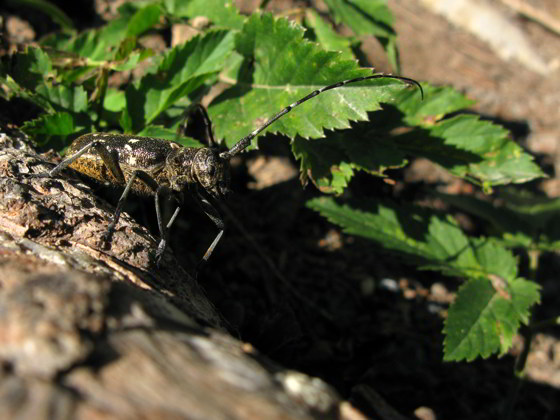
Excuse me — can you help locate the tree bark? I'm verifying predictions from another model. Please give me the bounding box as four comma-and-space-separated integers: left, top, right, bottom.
0, 132, 367, 420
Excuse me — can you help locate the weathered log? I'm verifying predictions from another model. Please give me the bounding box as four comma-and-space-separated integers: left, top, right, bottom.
0, 132, 368, 420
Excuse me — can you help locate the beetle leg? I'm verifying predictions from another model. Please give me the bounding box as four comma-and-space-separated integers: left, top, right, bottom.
194, 191, 225, 276
177, 104, 218, 148
35, 140, 126, 183
103, 170, 159, 241
154, 185, 182, 267
104, 172, 182, 268
27, 138, 129, 242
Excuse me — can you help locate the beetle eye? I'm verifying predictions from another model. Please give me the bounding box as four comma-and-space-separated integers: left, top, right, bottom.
206, 156, 217, 176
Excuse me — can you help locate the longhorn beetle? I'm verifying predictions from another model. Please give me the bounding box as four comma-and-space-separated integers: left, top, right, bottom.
31, 73, 422, 272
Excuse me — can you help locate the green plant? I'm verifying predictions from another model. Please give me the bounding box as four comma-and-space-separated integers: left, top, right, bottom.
0, 0, 550, 367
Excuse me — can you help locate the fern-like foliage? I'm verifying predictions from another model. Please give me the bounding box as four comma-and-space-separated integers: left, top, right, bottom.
307, 197, 541, 361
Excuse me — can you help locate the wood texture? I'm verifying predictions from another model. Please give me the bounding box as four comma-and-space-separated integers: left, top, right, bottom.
0, 133, 366, 420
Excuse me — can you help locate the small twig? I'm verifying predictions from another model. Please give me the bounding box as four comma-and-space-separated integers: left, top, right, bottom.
276, 8, 306, 20
353, 385, 413, 420
499, 0, 560, 36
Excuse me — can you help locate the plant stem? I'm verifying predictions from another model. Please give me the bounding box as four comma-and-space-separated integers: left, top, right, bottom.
259, 0, 272, 9
530, 316, 560, 331
502, 326, 533, 420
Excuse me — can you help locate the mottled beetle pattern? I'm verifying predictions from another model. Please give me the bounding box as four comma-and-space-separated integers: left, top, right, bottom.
33, 74, 422, 272
67, 133, 230, 198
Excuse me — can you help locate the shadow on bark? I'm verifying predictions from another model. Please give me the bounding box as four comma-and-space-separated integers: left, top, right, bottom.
0, 132, 367, 420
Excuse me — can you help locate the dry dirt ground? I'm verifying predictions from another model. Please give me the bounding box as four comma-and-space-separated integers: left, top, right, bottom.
3, 0, 560, 419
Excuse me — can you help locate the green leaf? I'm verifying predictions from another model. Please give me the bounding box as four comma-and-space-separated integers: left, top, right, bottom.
436, 189, 560, 250
304, 9, 356, 61
292, 130, 407, 194
165, 0, 245, 30
42, 16, 130, 61
307, 196, 541, 361
6, 0, 74, 30
293, 137, 353, 193
22, 112, 76, 145
393, 115, 545, 186
322, 0, 398, 70
382, 36, 399, 74
499, 189, 560, 231
125, 29, 235, 129
10, 46, 52, 89
0, 74, 53, 111
119, 107, 133, 133
209, 13, 415, 148
291, 86, 540, 192
104, 88, 126, 112
126, 3, 163, 37
306, 197, 519, 279
392, 83, 475, 126
323, 0, 394, 37
444, 277, 540, 361
306, 197, 440, 262
35, 84, 88, 113
114, 37, 137, 61
5, 49, 87, 113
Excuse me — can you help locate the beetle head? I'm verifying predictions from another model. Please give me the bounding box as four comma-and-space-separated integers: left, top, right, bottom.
192, 148, 231, 199
167, 148, 230, 199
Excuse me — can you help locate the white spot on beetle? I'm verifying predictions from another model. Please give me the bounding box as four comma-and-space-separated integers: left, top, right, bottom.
124, 144, 133, 151
128, 139, 141, 143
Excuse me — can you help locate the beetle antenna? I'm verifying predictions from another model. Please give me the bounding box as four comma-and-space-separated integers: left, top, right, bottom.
219, 73, 423, 160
